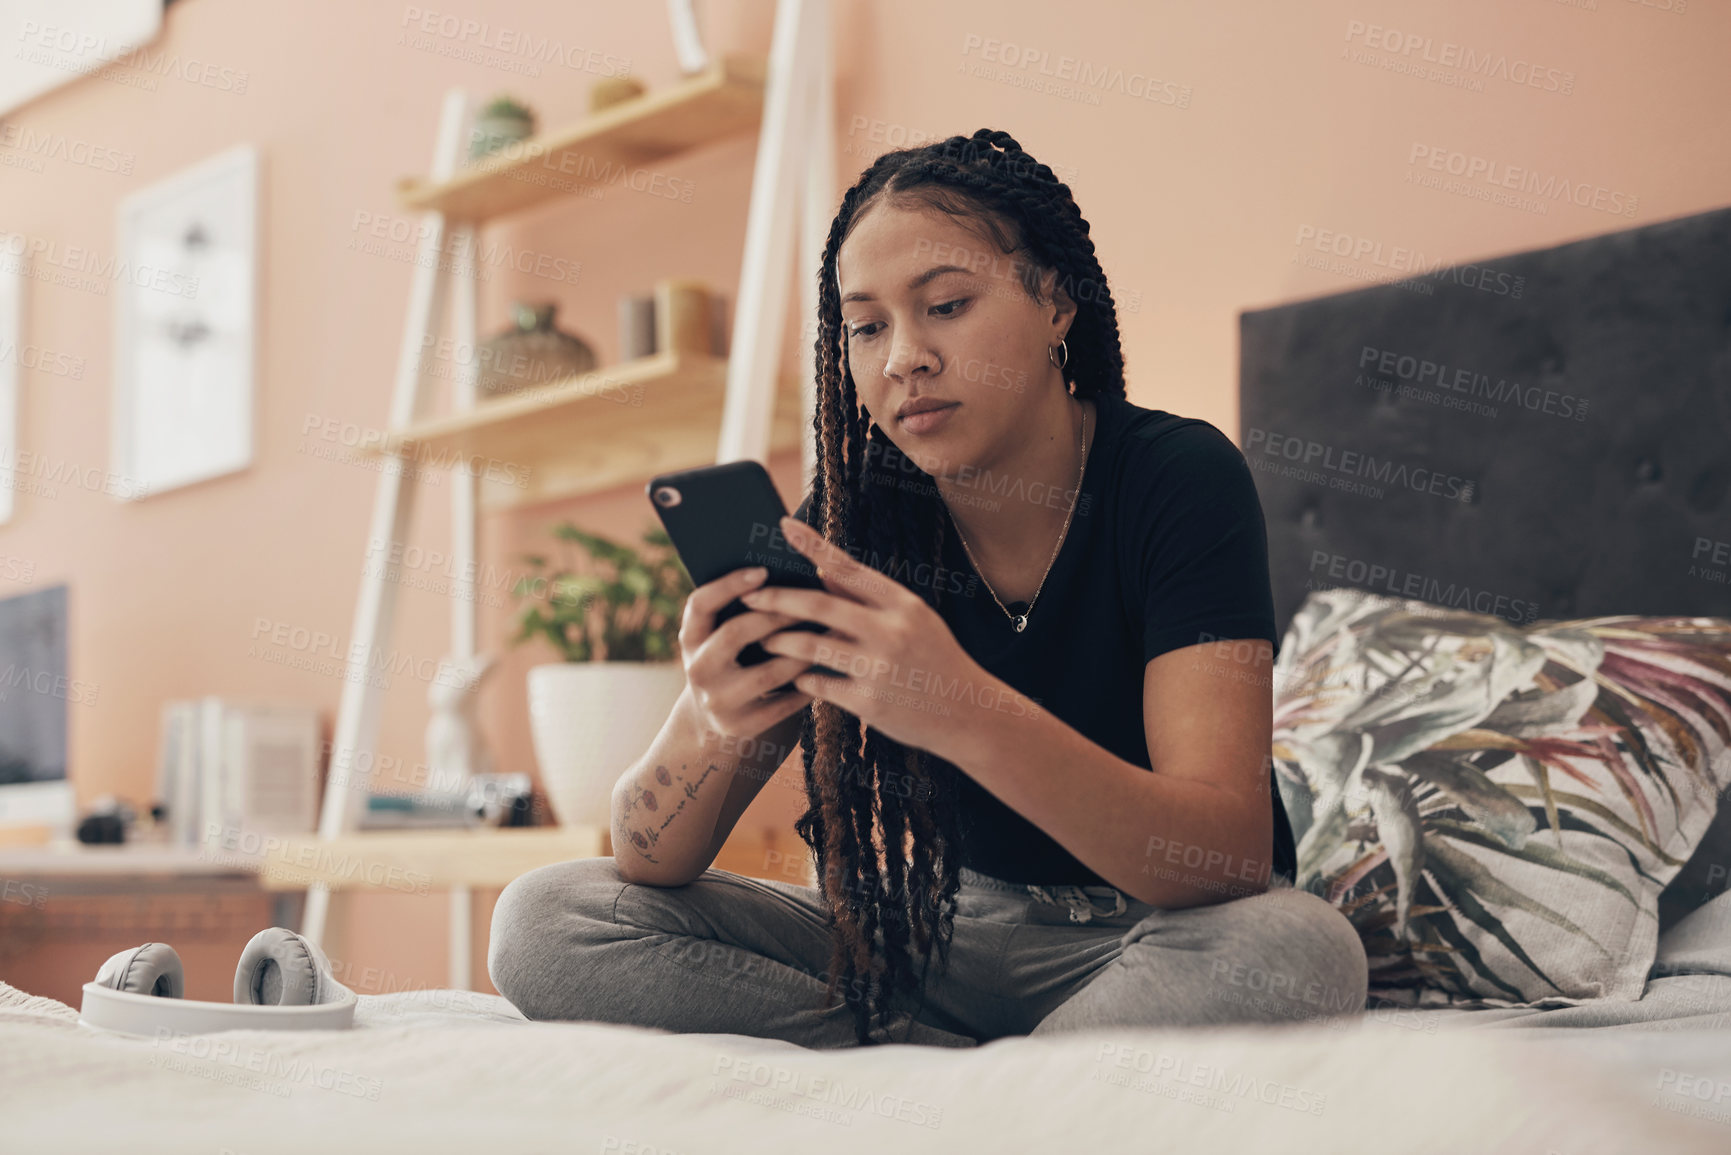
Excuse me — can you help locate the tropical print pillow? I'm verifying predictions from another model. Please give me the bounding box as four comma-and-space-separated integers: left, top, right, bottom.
1271, 588, 1731, 1008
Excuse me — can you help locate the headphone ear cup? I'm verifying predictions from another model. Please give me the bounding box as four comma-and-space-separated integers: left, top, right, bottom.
94, 943, 185, 999
235, 927, 349, 1006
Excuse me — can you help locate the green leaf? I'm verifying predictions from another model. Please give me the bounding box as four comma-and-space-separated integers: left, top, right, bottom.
1402, 749, 1536, 849
1421, 906, 1529, 1002
1363, 766, 1424, 939
1586, 687, 1674, 808
504, 519, 689, 662
1480, 674, 1599, 736
1516, 751, 1565, 852
1428, 817, 1639, 908
1423, 840, 1605, 985
1348, 630, 1549, 767
1495, 783, 1687, 866
1295, 731, 1373, 886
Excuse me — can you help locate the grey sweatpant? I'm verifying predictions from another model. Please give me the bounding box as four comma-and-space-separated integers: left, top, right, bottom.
487, 858, 1368, 1049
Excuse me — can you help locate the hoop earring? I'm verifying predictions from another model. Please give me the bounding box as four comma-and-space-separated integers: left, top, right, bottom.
1047, 338, 1069, 370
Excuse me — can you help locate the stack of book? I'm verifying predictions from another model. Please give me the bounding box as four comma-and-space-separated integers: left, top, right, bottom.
155, 699, 320, 848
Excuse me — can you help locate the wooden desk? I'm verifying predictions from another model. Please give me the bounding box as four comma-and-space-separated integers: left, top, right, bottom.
0, 840, 297, 932
0, 840, 262, 879
252, 825, 812, 990
244, 827, 607, 891
3, 826, 814, 993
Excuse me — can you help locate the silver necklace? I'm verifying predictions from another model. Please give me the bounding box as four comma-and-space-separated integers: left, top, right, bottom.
951, 401, 1089, 633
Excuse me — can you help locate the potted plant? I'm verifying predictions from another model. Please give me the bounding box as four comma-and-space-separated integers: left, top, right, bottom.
510, 522, 693, 828
469, 95, 536, 162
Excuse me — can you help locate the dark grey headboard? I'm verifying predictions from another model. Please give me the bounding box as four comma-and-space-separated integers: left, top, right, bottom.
1241, 205, 1731, 635
1238, 205, 1731, 933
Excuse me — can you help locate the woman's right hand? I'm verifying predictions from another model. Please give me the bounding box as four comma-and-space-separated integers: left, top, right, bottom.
679, 567, 816, 739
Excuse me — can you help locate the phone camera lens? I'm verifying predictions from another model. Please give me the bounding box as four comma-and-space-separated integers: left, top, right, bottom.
651, 486, 682, 508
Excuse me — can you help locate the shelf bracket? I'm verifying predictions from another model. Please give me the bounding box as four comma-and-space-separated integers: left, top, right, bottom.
301, 87, 473, 954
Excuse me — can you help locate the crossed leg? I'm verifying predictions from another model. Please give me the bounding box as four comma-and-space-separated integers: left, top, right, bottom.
487, 857, 989, 1049
1024, 885, 1370, 1036
489, 859, 1369, 1048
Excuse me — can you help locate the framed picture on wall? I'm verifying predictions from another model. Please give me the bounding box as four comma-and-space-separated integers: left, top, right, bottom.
1, 0, 164, 116
112, 144, 260, 500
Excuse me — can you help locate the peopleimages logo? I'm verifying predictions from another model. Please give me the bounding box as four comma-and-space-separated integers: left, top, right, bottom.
398, 8, 632, 77
1307, 550, 1542, 624
1244, 427, 1474, 503
1406, 144, 1638, 218
14, 21, 251, 93
0, 233, 199, 299
1342, 20, 1575, 94
1357, 345, 1589, 421
1692, 537, 1730, 587
0, 123, 134, 174
959, 34, 1192, 108
1293, 226, 1525, 298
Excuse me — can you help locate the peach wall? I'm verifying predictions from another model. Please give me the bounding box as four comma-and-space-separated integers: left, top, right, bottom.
2, 0, 1725, 1002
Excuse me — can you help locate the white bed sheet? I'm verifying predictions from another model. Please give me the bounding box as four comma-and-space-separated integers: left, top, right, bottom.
4, 983, 1728, 1154
4, 892, 1727, 1154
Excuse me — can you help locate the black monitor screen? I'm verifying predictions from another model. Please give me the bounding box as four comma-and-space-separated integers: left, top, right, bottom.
0, 584, 69, 785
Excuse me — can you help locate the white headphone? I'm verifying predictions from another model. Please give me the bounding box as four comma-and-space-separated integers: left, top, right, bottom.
81, 926, 357, 1035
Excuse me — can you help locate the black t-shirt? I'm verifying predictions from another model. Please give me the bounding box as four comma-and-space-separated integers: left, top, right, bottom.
791, 389, 1296, 888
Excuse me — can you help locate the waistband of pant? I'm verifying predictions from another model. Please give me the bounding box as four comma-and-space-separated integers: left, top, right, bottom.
962, 862, 1301, 907
959, 867, 1134, 903
958, 866, 1134, 925
958, 866, 1049, 892
961, 866, 1296, 892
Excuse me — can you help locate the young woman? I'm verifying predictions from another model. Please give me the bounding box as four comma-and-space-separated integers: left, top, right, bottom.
489, 129, 1368, 1048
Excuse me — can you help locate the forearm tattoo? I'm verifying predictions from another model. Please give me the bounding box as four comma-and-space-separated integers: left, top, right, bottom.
614, 761, 718, 865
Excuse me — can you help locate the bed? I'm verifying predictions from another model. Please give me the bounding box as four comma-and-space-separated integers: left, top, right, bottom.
6, 205, 1731, 1153
4, 944, 1731, 1154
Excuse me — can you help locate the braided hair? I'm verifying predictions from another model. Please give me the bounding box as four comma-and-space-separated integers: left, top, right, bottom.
795, 128, 1129, 1044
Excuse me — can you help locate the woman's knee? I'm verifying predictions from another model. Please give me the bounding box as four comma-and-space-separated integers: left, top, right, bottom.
1128, 886, 1368, 1026
1230, 887, 1369, 1017
488, 856, 629, 1013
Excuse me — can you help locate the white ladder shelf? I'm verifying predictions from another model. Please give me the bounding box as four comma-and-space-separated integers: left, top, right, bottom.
301, 0, 834, 990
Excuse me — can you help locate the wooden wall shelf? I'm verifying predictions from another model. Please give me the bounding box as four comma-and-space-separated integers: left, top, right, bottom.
364, 350, 808, 509
397, 54, 767, 223
253, 827, 605, 892
248, 824, 812, 892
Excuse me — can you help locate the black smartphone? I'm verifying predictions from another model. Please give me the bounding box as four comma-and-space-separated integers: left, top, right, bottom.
647, 461, 844, 691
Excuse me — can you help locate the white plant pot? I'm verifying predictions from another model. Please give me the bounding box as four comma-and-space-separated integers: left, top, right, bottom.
526, 661, 688, 829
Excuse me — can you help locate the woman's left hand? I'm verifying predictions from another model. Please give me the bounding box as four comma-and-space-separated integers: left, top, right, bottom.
739, 514, 988, 761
